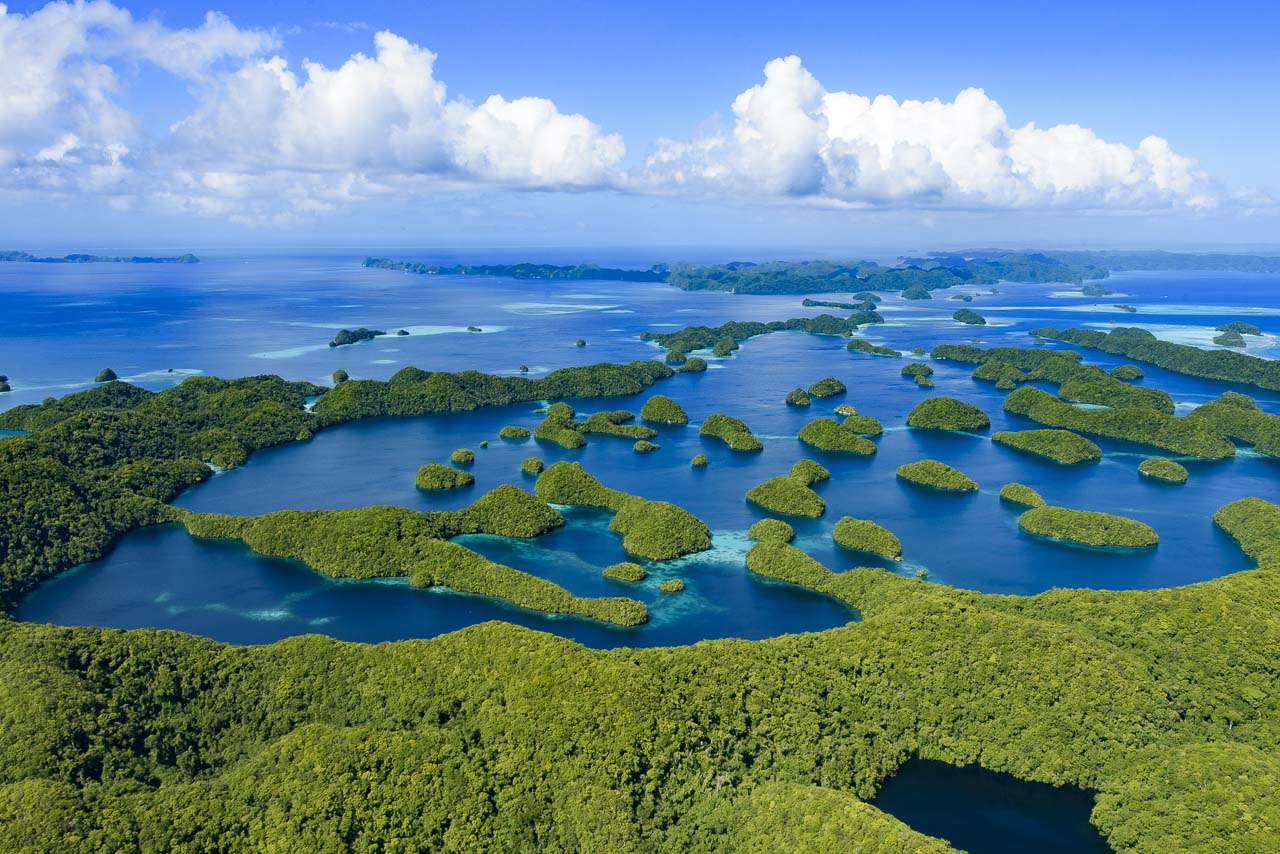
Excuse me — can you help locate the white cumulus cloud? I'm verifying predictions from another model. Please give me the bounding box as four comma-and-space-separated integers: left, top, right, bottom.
641, 55, 1219, 210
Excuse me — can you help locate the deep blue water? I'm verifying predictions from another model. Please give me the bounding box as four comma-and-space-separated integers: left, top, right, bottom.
871, 759, 1109, 853
5, 254, 1280, 650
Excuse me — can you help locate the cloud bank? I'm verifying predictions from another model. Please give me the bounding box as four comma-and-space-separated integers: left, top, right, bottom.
0, 2, 1258, 225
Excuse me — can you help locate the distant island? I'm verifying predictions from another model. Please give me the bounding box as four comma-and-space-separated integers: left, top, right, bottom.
365, 248, 1280, 297
0, 251, 199, 264
364, 257, 665, 282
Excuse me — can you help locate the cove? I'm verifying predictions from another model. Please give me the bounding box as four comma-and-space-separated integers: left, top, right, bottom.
871, 759, 1110, 853
15, 520, 856, 649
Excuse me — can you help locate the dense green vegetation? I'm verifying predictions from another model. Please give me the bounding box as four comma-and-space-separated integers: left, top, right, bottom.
1018, 506, 1159, 548
691, 453, 708, 467
581, 410, 658, 440
1186, 392, 1280, 457
748, 518, 795, 543
745, 541, 845, 591
0, 378, 9, 393
785, 388, 812, 407
746, 476, 826, 518
94, 368, 117, 382
534, 403, 588, 449
788, 459, 830, 485
1213, 331, 1246, 348
331, 369, 349, 385
901, 362, 934, 382
992, 429, 1102, 465
520, 456, 544, 476
896, 460, 978, 491
834, 517, 903, 560
603, 562, 647, 582
700, 413, 764, 452
1139, 458, 1189, 483
303, 360, 673, 427
1000, 483, 1046, 508
499, 425, 531, 439
1110, 364, 1145, 380
329, 327, 385, 348
834, 403, 857, 416
841, 414, 884, 436
1081, 283, 1116, 296
1213, 497, 1280, 566
798, 418, 877, 455
658, 578, 686, 592
175, 490, 648, 627
802, 298, 880, 313
364, 256, 667, 282
640, 394, 689, 424
535, 462, 711, 560
1038, 326, 1280, 391
953, 308, 986, 325
847, 339, 899, 357
1003, 386, 1235, 459
450, 448, 475, 464
415, 463, 475, 490
1217, 321, 1262, 336
645, 314, 864, 361
633, 440, 659, 453
906, 397, 991, 431
807, 377, 847, 398
679, 356, 708, 373
901, 285, 931, 300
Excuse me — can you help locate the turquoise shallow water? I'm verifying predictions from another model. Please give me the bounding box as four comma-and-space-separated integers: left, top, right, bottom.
6, 255, 1280, 649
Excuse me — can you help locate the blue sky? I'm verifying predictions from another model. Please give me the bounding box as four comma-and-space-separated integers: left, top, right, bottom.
1, 0, 1277, 252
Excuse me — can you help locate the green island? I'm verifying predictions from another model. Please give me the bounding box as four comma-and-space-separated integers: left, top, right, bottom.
1018, 505, 1159, 549
1081, 283, 1116, 296
841, 414, 884, 436
679, 356, 708, 373
535, 461, 711, 559
1000, 482, 1046, 508
798, 417, 877, 455
1035, 326, 1280, 391
499, 425, 531, 439
789, 459, 830, 485
1185, 391, 1280, 457
581, 410, 658, 440
0, 250, 199, 264
415, 462, 476, 490
94, 367, 118, 382
896, 459, 978, 492
953, 308, 987, 325
834, 517, 903, 560
329, 327, 386, 347
1217, 321, 1263, 336
847, 339, 899, 357
902, 284, 931, 300
450, 448, 475, 464
331, 369, 349, 384
1003, 386, 1235, 459
834, 403, 858, 416
644, 314, 866, 361
0, 377, 9, 393
602, 561, 647, 582
1139, 458, 1189, 483
906, 397, 991, 431
658, 578, 685, 592
807, 376, 847, 398
745, 541, 851, 593
746, 475, 826, 518
934, 342, 1175, 412
1214, 331, 1246, 348
520, 456, 544, 476
748, 518, 795, 543
1213, 497, 1280, 565
785, 387, 812, 406
533, 403, 587, 449
1110, 364, 1145, 380
951, 293, 973, 301
700, 413, 764, 452
633, 439, 659, 453
173, 488, 647, 627
640, 394, 688, 424
992, 429, 1102, 465
802, 298, 880, 313
901, 362, 934, 387
363, 256, 667, 282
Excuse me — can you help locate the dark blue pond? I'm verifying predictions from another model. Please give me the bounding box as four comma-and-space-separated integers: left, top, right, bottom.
872, 760, 1109, 853
5, 255, 1280, 647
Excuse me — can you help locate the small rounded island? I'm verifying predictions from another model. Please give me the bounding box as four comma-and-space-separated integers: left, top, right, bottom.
499, 425, 531, 440
658, 578, 685, 593
906, 397, 990, 431
602, 562, 647, 582
833, 517, 903, 560
1019, 505, 1158, 548
1139, 458, 1188, 484
748, 518, 795, 543
1000, 482, 1046, 508
640, 394, 689, 424
896, 459, 978, 492
415, 463, 475, 491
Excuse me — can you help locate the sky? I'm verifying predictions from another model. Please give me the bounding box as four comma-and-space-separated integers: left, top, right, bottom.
1, 0, 1278, 253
